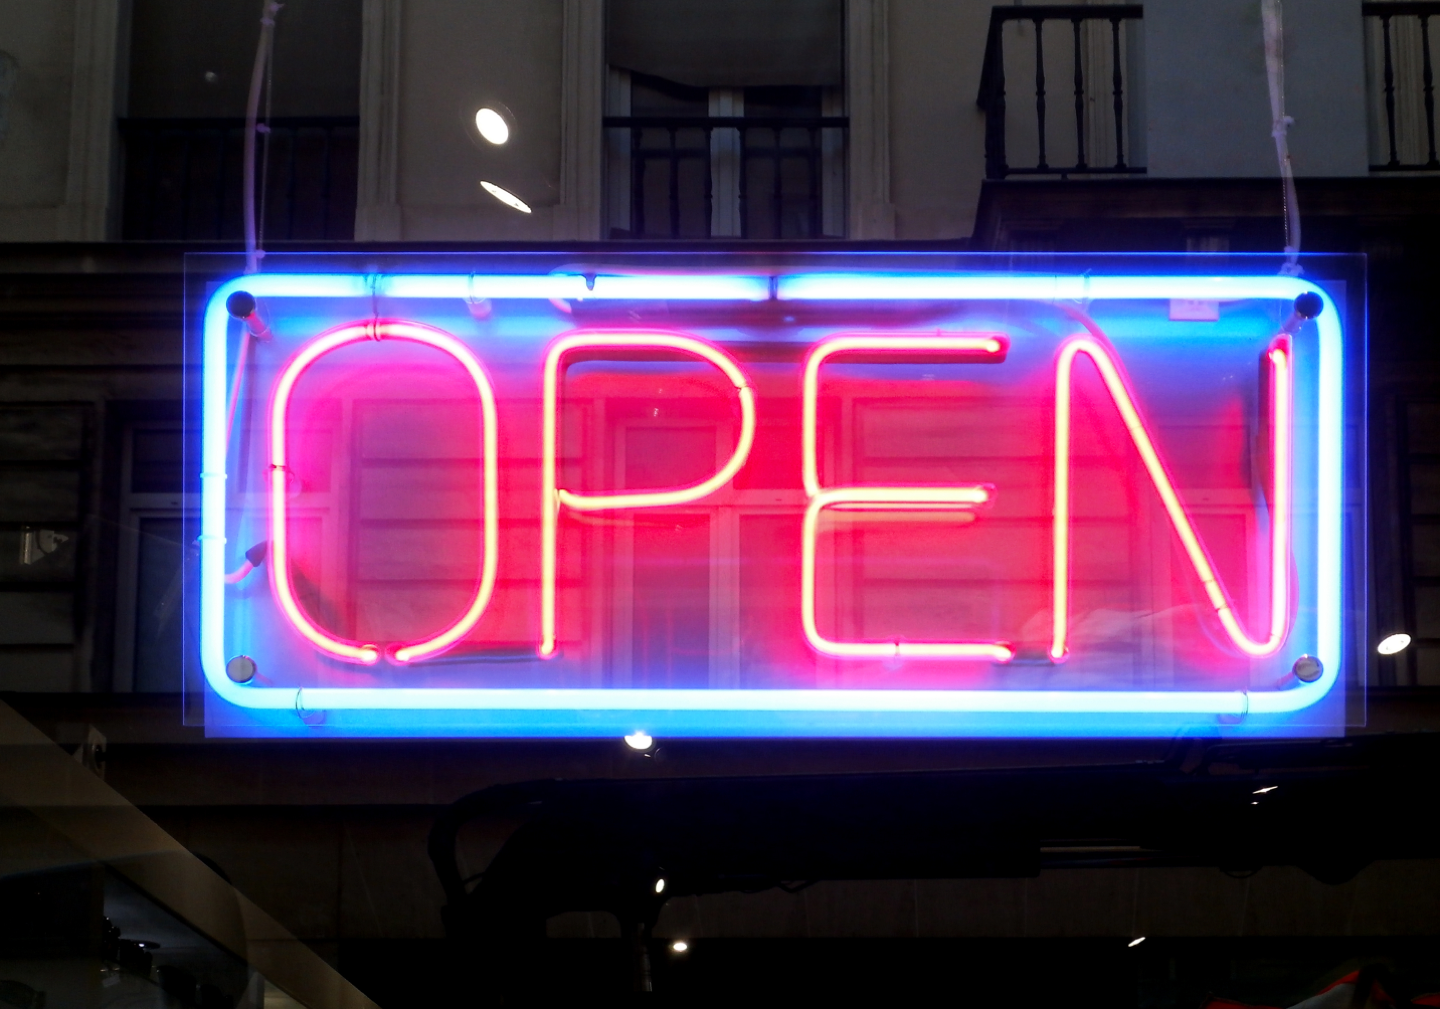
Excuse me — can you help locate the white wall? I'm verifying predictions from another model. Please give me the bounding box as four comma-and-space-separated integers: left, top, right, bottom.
0, 2, 79, 239
0, 0, 123, 241
886, 0, 990, 240
1145, 0, 1368, 178
363, 0, 568, 240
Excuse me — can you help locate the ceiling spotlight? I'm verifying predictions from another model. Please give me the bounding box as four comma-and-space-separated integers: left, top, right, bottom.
654, 877, 667, 895
474, 107, 510, 145
1377, 632, 1412, 656
624, 731, 654, 751
1128, 936, 1146, 948
670, 940, 689, 953
480, 181, 531, 214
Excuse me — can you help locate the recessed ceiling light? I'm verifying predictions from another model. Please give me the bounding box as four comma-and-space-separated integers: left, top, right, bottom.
480, 181, 531, 214
1128, 936, 1146, 947
670, 940, 689, 953
474, 107, 509, 145
1377, 632, 1412, 656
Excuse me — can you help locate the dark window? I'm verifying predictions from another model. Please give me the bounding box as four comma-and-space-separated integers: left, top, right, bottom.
604, 0, 847, 239
121, 0, 362, 240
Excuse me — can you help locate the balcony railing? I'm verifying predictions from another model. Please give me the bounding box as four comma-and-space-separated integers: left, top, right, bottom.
1364, 2, 1440, 170
976, 4, 1145, 180
603, 116, 848, 239
118, 117, 358, 240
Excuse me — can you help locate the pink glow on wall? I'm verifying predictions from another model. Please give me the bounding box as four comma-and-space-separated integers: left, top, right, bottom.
269, 320, 500, 665
800, 334, 1015, 662
539, 331, 756, 657
1050, 335, 1293, 661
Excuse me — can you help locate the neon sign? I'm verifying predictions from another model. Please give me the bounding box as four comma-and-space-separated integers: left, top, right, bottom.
194, 254, 1361, 738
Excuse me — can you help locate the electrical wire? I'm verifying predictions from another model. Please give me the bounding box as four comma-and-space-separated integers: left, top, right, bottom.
1261, 0, 1302, 275
243, 2, 281, 274
225, 325, 253, 446
258, 17, 275, 255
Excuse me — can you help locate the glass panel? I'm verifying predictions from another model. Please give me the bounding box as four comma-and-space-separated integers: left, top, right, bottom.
0, 714, 366, 1007
187, 250, 1363, 738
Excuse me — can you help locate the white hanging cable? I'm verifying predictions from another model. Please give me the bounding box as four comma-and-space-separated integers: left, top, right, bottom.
258, 22, 276, 255
230, 0, 282, 580
243, 1, 282, 274
1261, 0, 1302, 275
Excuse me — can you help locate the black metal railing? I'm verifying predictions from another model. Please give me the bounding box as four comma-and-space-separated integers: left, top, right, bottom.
976, 5, 1144, 180
603, 116, 848, 239
119, 117, 359, 240
1364, 2, 1440, 170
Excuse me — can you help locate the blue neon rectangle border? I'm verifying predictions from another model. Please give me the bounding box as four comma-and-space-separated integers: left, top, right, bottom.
200, 271, 1345, 732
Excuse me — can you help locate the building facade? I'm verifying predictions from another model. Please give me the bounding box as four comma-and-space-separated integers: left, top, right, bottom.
3, 1, 1440, 1003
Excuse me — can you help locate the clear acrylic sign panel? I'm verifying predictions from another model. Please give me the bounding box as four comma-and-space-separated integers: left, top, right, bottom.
185, 252, 1365, 737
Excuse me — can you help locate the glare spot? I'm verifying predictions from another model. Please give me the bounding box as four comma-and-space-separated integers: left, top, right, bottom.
475, 107, 509, 144
654, 877, 666, 894
670, 940, 688, 953
480, 181, 531, 213
624, 731, 654, 751
1128, 936, 1146, 947
1377, 632, 1412, 656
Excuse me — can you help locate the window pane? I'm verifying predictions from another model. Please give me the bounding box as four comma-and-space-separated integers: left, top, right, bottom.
632, 514, 710, 688
133, 517, 188, 692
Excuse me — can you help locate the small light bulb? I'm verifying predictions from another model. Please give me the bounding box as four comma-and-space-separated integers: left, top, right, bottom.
1377, 632, 1412, 656
670, 940, 688, 953
654, 877, 666, 894
1128, 936, 1146, 948
474, 107, 509, 145
624, 731, 654, 751
480, 181, 531, 214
